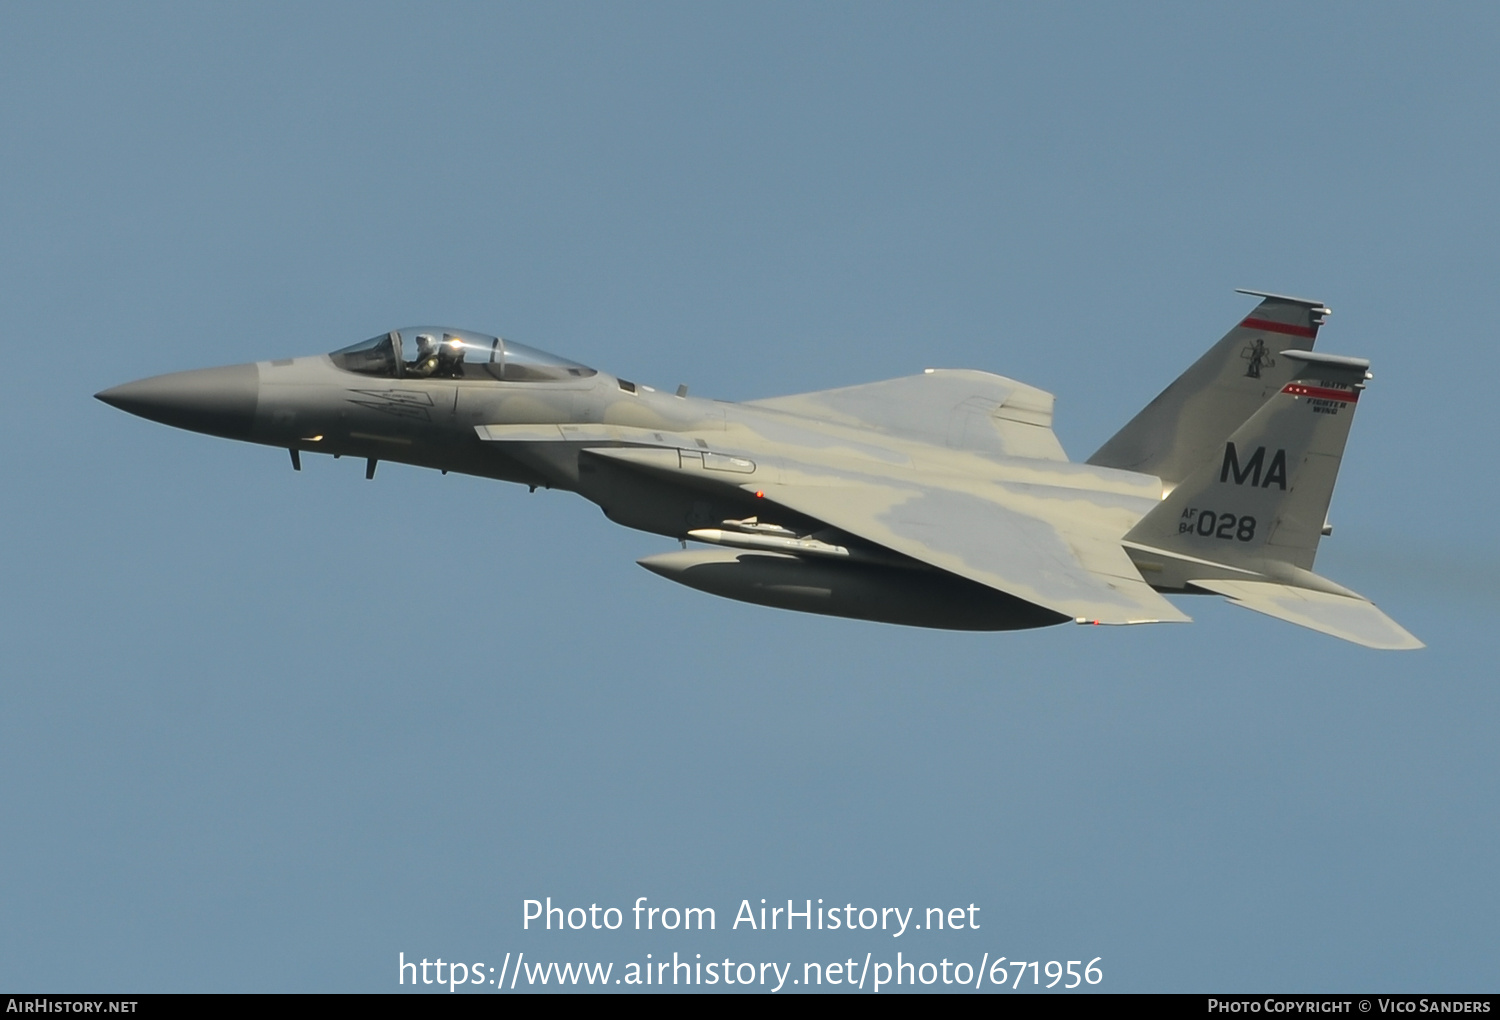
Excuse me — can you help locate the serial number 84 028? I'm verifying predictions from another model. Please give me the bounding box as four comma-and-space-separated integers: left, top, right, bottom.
1180, 512, 1256, 541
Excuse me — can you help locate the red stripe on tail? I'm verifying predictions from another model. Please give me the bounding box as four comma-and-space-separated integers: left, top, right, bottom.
1241, 317, 1317, 339
1282, 383, 1358, 403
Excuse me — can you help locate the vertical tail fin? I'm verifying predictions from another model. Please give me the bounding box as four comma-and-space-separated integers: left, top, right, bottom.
1088, 290, 1330, 489
1120, 350, 1422, 649
1123, 350, 1369, 574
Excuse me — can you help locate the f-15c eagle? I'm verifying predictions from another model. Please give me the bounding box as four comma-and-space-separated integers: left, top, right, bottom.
97, 289, 1421, 649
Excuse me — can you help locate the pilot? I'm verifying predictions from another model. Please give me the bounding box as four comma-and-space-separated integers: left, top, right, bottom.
407, 334, 439, 377
435, 335, 465, 378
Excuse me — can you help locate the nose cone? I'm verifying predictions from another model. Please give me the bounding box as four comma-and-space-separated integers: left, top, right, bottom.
96, 363, 259, 440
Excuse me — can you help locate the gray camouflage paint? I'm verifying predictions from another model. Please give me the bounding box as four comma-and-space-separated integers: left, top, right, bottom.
95, 294, 1421, 648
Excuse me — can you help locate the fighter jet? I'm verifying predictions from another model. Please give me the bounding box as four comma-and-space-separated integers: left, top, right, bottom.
96, 290, 1421, 649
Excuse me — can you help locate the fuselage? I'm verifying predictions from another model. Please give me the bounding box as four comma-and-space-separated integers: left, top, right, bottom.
97, 327, 1167, 631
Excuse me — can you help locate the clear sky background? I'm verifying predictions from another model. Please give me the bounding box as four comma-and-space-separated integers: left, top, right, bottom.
2, 3, 1496, 993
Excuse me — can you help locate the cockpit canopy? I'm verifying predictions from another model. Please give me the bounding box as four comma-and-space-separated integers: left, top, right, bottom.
329, 328, 596, 382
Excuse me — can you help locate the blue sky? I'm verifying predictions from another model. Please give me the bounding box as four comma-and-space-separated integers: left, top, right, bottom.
1, 3, 1496, 992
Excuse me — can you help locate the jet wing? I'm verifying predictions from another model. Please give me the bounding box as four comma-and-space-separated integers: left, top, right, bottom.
749, 474, 1191, 626
745, 370, 1069, 461
480, 420, 1185, 626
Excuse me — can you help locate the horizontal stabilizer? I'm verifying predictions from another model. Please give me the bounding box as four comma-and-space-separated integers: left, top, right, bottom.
1189, 578, 1423, 650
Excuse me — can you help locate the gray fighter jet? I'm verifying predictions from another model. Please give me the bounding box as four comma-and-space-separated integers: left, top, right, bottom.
96, 290, 1421, 649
